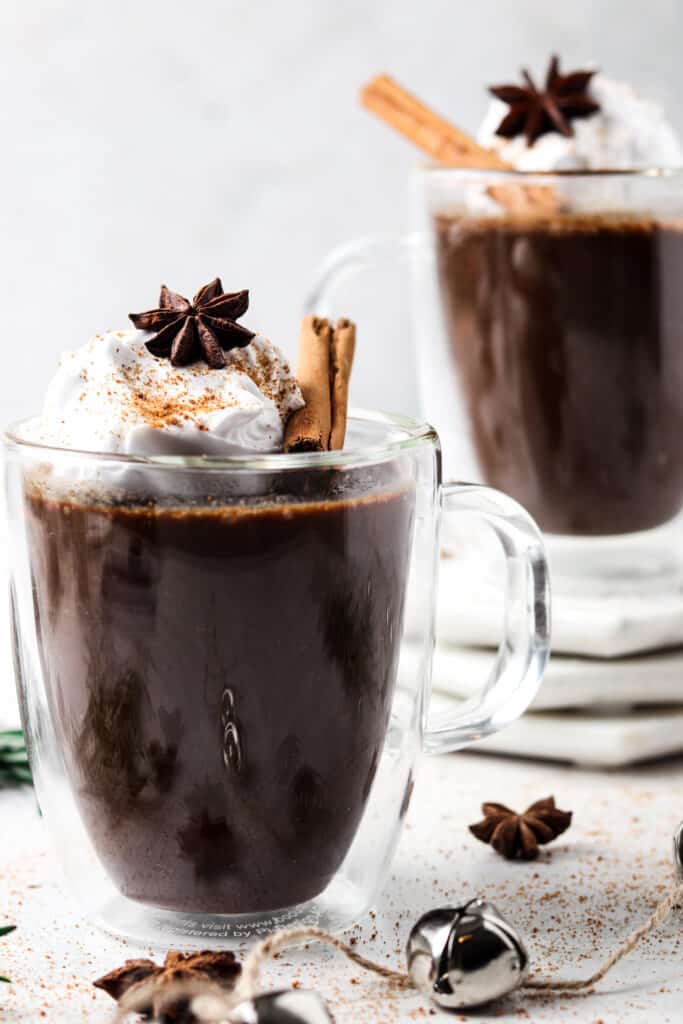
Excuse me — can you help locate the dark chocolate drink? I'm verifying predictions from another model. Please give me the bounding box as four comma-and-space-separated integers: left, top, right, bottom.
26, 474, 413, 913
435, 213, 683, 535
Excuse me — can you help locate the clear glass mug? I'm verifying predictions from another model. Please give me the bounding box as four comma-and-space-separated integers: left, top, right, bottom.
309, 167, 683, 587
5, 411, 549, 947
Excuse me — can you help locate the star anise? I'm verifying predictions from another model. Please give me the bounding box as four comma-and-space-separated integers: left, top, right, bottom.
94, 949, 241, 1023
490, 55, 600, 146
129, 278, 255, 369
469, 796, 572, 861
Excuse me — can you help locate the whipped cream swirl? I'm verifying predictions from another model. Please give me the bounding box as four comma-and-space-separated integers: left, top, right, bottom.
28, 329, 304, 456
478, 75, 683, 171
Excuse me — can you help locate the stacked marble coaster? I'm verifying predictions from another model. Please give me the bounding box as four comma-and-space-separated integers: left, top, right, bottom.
427, 550, 683, 767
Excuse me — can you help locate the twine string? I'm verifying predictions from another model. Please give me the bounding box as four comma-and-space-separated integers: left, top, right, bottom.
235, 925, 409, 1001
236, 881, 683, 1001
522, 881, 683, 992
111, 881, 683, 1021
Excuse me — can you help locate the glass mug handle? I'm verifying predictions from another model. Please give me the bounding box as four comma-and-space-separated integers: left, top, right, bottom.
305, 233, 425, 314
305, 234, 551, 752
424, 483, 550, 754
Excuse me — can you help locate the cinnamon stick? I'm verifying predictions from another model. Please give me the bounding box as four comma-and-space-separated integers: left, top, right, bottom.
361, 74, 509, 170
284, 316, 333, 453
487, 182, 560, 216
329, 319, 356, 451
361, 73, 560, 215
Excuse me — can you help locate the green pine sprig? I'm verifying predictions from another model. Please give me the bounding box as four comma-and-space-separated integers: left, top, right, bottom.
0, 730, 32, 786
1, 924, 16, 983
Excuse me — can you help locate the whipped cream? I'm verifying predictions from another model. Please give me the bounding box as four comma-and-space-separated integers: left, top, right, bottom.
28, 329, 304, 456
478, 75, 683, 171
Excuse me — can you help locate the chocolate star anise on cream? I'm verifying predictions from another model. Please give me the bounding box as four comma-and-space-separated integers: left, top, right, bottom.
490, 55, 600, 146
94, 949, 241, 1023
469, 796, 572, 860
129, 278, 256, 369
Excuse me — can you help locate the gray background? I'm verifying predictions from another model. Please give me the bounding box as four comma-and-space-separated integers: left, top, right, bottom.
2, 0, 682, 422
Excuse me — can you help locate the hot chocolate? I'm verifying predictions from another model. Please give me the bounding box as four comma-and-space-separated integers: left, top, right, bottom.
435, 213, 683, 535
19, 281, 414, 915
27, 474, 413, 913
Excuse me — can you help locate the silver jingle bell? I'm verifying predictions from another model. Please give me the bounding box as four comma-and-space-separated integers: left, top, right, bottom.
674, 820, 683, 883
406, 898, 529, 1009
229, 988, 334, 1023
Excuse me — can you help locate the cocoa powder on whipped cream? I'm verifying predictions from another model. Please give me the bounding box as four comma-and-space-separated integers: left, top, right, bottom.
26, 328, 304, 456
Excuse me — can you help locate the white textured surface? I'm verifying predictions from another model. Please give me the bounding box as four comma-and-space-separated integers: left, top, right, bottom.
3, 753, 683, 1022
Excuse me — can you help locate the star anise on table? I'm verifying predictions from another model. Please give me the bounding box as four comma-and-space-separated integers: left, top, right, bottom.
490, 55, 600, 146
94, 949, 241, 1023
129, 278, 256, 369
469, 796, 572, 860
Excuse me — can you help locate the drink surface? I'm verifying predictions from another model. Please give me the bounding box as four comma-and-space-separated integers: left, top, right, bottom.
435, 213, 683, 535
26, 480, 414, 914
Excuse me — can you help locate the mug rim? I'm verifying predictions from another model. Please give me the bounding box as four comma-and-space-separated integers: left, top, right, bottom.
3, 407, 439, 473
416, 164, 683, 180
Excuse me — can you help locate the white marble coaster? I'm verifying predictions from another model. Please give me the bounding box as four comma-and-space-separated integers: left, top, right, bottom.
422, 643, 683, 710
436, 555, 683, 658
429, 692, 683, 767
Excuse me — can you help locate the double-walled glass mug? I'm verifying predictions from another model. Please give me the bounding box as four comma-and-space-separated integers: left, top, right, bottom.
5, 411, 549, 947
309, 168, 683, 588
